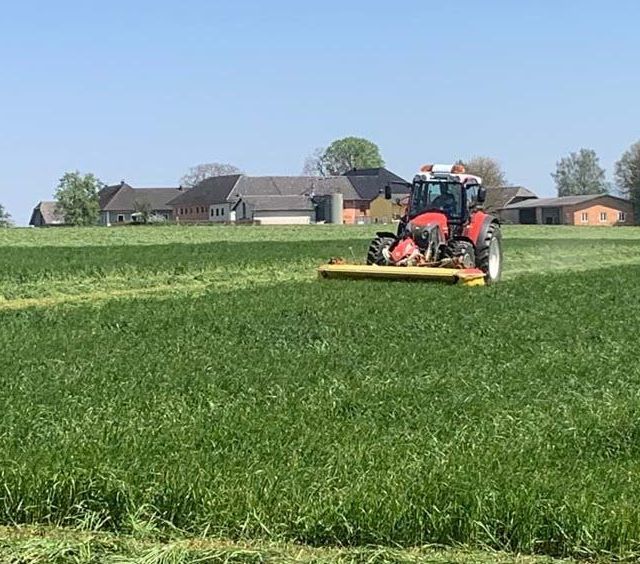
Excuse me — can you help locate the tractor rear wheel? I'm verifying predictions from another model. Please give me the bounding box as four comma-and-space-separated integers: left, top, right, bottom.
366, 234, 396, 265
476, 223, 503, 284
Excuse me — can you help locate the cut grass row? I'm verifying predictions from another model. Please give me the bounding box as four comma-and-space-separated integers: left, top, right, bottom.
0, 526, 572, 563
2, 224, 640, 250
2, 225, 640, 304
2, 252, 640, 558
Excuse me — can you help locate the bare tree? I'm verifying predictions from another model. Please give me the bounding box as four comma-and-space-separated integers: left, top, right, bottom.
180, 163, 243, 188
302, 147, 328, 176
460, 156, 507, 188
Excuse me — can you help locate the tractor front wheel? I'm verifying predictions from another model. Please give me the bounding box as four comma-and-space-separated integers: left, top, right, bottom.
476, 223, 503, 284
366, 234, 396, 265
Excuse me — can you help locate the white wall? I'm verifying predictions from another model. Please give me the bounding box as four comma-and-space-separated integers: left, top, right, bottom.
208, 203, 231, 222
254, 211, 313, 225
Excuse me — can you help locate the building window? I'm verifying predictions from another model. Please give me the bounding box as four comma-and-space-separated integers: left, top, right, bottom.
581, 212, 588, 223
216, 208, 219, 217
600, 211, 608, 222
210, 208, 214, 217
221, 208, 225, 216
242, 203, 247, 218
117, 214, 124, 223
619, 211, 626, 222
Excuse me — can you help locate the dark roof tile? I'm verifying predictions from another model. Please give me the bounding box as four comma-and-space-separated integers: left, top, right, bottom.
484, 186, 538, 212
343, 168, 409, 201
101, 184, 182, 211
168, 175, 242, 206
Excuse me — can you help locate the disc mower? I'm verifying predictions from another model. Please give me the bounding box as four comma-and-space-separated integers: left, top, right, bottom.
318, 163, 503, 286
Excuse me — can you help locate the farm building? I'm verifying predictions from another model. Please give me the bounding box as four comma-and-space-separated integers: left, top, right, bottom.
484, 186, 538, 213
168, 169, 410, 225
368, 193, 409, 224
233, 195, 315, 224
98, 182, 183, 225
499, 194, 634, 226
29, 201, 66, 226
29, 183, 184, 227
341, 168, 410, 223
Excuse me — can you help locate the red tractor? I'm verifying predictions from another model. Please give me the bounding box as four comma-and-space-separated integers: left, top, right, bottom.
366, 164, 503, 284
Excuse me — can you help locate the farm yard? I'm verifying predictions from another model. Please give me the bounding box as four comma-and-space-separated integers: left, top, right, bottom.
2, 224, 640, 562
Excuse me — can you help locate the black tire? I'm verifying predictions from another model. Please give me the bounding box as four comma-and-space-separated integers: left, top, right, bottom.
366, 235, 396, 265
449, 240, 476, 269
476, 223, 503, 284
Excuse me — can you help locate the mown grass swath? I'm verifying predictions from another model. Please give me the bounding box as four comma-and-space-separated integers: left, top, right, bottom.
1, 225, 640, 560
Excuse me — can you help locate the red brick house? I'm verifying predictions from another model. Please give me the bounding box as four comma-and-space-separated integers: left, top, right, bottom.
499, 194, 634, 225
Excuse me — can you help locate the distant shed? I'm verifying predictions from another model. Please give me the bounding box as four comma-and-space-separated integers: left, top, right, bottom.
233, 195, 315, 225
29, 201, 65, 227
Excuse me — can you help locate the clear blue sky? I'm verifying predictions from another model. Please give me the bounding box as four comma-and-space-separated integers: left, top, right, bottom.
1, 0, 639, 224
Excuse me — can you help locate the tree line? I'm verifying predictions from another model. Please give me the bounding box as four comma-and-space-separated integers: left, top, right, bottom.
3, 137, 640, 226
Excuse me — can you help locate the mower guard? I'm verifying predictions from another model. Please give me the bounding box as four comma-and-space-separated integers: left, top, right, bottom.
317, 264, 485, 286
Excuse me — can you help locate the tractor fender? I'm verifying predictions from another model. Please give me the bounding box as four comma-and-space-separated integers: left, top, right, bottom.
467, 213, 499, 247
375, 231, 397, 239
477, 216, 500, 250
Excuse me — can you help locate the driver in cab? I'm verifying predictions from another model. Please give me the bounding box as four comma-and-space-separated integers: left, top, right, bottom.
432, 186, 456, 214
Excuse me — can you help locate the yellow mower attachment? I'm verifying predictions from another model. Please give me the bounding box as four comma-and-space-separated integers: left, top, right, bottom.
317, 264, 485, 287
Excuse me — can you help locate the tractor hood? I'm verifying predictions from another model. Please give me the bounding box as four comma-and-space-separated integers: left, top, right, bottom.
406, 211, 449, 237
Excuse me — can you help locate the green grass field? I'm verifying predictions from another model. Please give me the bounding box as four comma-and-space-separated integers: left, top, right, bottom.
2, 224, 640, 562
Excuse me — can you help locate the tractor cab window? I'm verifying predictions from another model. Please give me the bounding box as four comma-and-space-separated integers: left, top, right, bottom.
410, 181, 463, 218
466, 184, 478, 206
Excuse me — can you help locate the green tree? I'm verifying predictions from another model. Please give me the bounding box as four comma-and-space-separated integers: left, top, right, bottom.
0, 203, 12, 227
552, 149, 608, 196
459, 156, 507, 188
180, 163, 243, 188
614, 140, 640, 220
54, 171, 102, 226
303, 137, 384, 176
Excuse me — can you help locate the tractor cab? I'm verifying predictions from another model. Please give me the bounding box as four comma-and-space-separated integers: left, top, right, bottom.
386, 164, 486, 228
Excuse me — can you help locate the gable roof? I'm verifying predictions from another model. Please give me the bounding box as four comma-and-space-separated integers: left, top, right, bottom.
484, 186, 538, 211
168, 175, 360, 206
29, 201, 65, 225
233, 195, 314, 212
231, 176, 359, 200
502, 193, 630, 209
168, 175, 242, 206
100, 183, 182, 212
344, 168, 410, 201
166, 170, 411, 208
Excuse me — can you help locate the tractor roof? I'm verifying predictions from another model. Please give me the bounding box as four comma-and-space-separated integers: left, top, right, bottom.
414, 172, 482, 185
